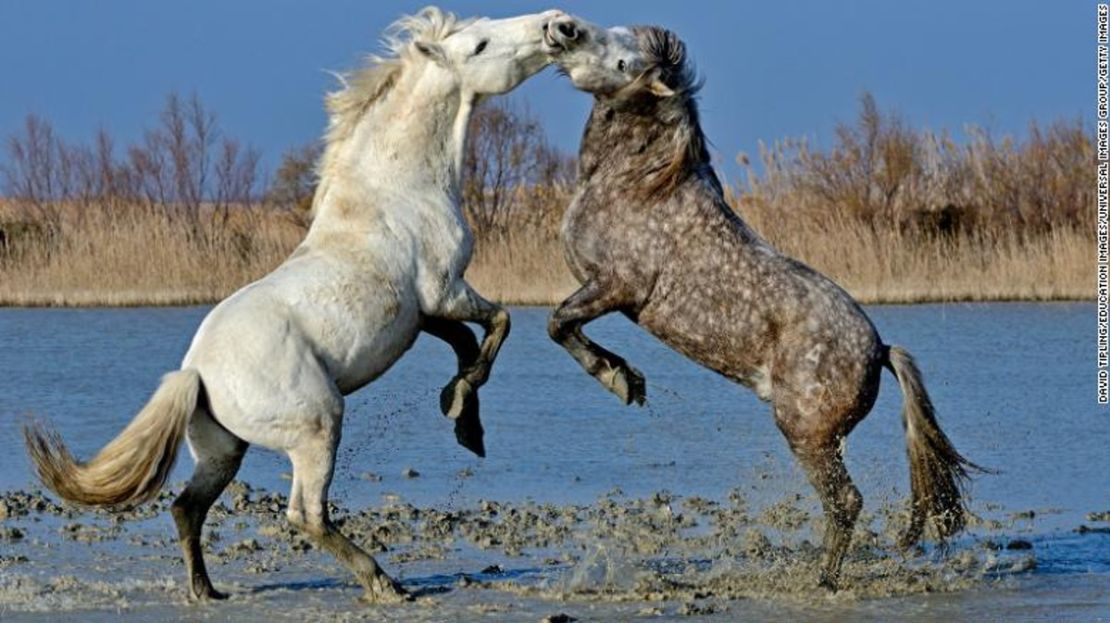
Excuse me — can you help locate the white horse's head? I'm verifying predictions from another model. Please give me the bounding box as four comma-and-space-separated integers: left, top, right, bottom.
546, 16, 694, 103
314, 8, 581, 223
406, 7, 571, 95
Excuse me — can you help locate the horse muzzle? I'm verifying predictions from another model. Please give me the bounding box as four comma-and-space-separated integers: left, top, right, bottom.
544, 15, 581, 51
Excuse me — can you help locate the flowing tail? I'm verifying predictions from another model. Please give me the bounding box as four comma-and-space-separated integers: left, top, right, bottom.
884, 345, 983, 548
23, 369, 199, 507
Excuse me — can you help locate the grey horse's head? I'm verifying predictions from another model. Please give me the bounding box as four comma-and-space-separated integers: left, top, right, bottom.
549, 17, 708, 198
547, 17, 697, 106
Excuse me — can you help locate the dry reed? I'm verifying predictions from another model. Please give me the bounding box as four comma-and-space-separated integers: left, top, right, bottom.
0, 203, 301, 306
739, 207, 1091, 304
0, 93, 1094, 307
0, 198, 1091, 307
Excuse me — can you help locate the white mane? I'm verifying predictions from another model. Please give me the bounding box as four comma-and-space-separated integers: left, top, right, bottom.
319, 8, 472, 167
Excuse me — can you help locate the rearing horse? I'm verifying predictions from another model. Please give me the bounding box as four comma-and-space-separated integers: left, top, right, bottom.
24, 7, 576, 604
546, 19, 982, 590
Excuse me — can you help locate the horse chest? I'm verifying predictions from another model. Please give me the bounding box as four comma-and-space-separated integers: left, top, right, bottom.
562, 189, 636, 276
418, 204, 473, 275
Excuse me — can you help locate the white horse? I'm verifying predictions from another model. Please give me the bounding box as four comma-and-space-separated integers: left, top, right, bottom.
24, 7, 575, 604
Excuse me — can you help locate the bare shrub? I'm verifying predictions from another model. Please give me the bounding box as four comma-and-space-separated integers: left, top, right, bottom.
3, 92, 263, 233
462, 97, 574, 239
266, 142, 322, 221
0, 89, 1094, 306
1, 115, 67, 232
739, 92, 1093, 236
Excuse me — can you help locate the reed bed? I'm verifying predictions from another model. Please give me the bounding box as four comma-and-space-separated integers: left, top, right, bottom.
740, 210, 1091, 304
0, 199, 1091, 307
0, 94, 1094, 307
0, 204, 301, 307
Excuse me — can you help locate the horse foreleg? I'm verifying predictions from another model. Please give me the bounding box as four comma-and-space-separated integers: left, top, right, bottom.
427, 282, 510, 437
422, 317, 485, 457
548, 280, 645, 406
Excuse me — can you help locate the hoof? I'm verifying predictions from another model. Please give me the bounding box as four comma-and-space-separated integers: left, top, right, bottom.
440, 377, 473, 420
442, 378, 484, 457
817, 573, 839, 593
598, 363, 646, 406
453, 397, 485, 458
359, 574, 411, 604
188, 583, 228, 602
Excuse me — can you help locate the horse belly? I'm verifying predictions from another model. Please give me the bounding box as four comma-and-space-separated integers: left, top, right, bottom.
295, 270, 423, 395
637, 304, 774, 401
185, 291, 422, 449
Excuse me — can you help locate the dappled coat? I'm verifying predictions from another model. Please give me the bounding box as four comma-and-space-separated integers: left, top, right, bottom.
549, 24, 978, 590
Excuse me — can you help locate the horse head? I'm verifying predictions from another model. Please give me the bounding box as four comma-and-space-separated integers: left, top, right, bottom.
548, 17, 698, 107
405, 7, 574, 96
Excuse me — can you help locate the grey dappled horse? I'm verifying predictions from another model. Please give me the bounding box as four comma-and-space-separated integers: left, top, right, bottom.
546, 19, 982, 589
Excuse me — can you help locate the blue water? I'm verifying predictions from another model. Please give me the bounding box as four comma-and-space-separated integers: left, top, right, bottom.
0, 302, 1107, 619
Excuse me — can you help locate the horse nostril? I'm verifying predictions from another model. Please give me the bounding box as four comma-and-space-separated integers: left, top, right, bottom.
558, 22, 578, 40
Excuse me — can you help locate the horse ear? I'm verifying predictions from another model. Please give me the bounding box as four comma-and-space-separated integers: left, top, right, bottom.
648, 78, 676, 98
414, 41, 447, 64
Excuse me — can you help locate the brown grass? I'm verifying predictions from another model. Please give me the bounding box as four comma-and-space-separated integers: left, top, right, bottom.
467, 231, 579, 305
740, 207, 1091, 304
0, 202, 301, 306
0, 93, 1094, 307
0, 197, 1090, 307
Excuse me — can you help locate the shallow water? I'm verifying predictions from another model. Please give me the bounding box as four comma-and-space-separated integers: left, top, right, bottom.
0, 303, 1106, 621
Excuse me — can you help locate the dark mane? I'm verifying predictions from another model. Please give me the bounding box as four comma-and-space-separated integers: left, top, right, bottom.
630, 26, 711, 198
635, 26, 699, 96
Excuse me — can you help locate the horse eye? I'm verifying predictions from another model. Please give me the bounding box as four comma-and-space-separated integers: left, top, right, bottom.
617, 59, 627, 72
474, 39, 489, 55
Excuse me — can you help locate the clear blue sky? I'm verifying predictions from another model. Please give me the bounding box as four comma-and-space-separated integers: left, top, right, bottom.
0, 1, 1090, 182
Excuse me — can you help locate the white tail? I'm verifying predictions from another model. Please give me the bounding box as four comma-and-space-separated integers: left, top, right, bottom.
24, 369, 199, 507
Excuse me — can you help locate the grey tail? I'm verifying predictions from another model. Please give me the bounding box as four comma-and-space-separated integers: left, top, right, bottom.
883, 345, 985, 548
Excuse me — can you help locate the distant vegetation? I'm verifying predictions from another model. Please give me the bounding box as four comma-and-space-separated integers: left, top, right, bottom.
728, 93, 1091, 303
0, 91, 1092, 306
0, 93, 297, 305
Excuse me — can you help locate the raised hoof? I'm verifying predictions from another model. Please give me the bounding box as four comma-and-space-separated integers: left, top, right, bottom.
439, 377, 473, 420
359, 574, 411, 605
598, 363, 646, 406
453, 393, 485, 458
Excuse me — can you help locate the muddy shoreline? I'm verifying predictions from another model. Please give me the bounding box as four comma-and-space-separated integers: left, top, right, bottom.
1, 482, 1082, 620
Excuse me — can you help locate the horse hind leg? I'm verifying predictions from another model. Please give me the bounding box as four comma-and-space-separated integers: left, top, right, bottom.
286, 432, 407, 603
793, 445, 863, 591
776, 403, 863, 591
170, 408, 247, 601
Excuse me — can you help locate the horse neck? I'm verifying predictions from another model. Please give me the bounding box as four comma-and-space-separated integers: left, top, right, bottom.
311, 64, 475, 231
578, 97, 707, 186
577, 96, 759, 242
